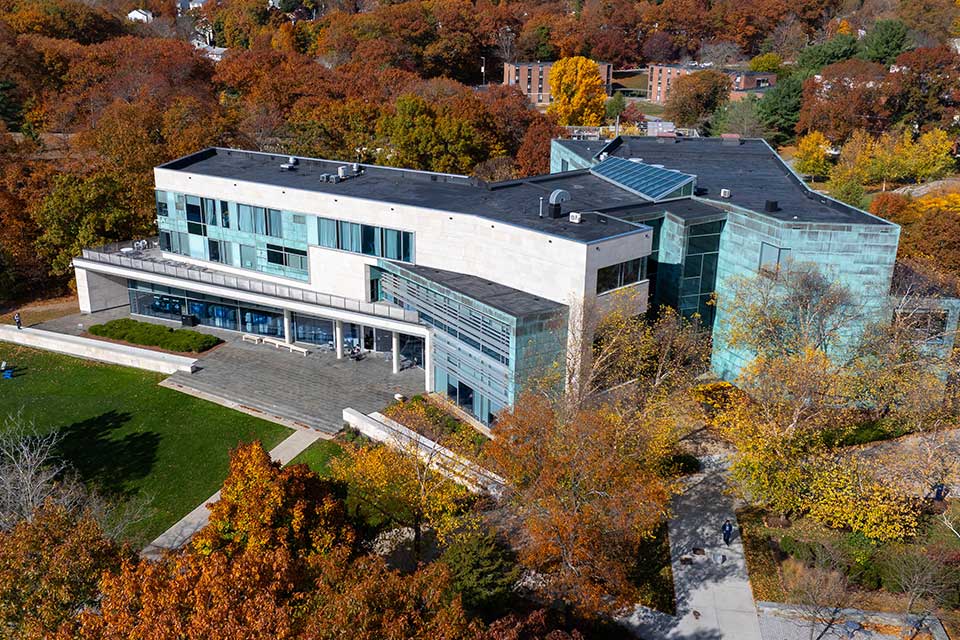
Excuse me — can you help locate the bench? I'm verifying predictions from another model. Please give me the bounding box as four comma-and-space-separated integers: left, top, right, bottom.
241, 334, 263, 344
261, 336, 285, 348
287, 343, 309, 356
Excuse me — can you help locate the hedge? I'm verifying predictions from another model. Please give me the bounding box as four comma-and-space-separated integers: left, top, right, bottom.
89, 318, 220, 353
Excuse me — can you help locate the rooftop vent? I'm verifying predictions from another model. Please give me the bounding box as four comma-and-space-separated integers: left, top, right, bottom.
337, 166, 348, 179
720, 188, 732, 199
547, 189, 571, 219
764, 200, 780, 212
352, 162, 361, 174
569, 211, 583, 224
721, 133, 742, 146
694, 186, 709, 196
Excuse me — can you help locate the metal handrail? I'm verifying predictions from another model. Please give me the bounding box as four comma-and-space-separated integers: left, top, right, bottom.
78, 241, 420, 324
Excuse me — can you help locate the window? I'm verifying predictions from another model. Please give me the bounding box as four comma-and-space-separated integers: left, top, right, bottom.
759, 242, 791, 275
361, 224, 381, 256
596, 257, 646, 294
219, 201, 230, 228
266, 243, 308, 272
338, 221, 360, 252
267, 209, 283, 237
238, 205, 254, 232
186, 196, 205, 236
155, 191, 168, 217
202, 199, 218, 227
208, 239, 232, 265
240, 244, 256, 269
318, 217, 338, 248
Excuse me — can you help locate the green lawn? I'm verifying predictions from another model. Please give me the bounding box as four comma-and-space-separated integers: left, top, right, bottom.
0, 345, 290, 546
288, 438, 344, 475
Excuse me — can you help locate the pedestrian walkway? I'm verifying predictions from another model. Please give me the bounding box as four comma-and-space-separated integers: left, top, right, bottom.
623, 455, 762, 640
141, 428, 324, 560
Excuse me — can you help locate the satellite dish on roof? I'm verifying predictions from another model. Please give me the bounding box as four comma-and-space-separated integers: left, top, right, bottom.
548, 189, 571, 205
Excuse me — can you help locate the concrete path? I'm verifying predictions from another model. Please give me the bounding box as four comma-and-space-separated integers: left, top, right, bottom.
623, 456, 762, 640
141, 428, 324, 560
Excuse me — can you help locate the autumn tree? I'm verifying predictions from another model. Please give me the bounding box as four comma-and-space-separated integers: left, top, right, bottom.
748, 52, 783, 73
663, 69, 731, 129
302, 549, 483, 639
641, 31, 678, 62
0, 504, 122, 640
797, 59, 892, 143
330, 403, 474, 562
794, 131, 832, 178
546, 57, 606, 127
193, 441, 353, 557
487, 299, 707, 614
71, 547, 302, 640
897, 0, 960, 44
887, 47, 960, 132
487, 394, 672, 614
515, 116, 564, 177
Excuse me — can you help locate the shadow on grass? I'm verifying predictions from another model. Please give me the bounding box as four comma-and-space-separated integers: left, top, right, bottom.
55, 410, 160, 498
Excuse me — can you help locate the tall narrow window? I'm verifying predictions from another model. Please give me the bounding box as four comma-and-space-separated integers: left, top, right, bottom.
267, 209, 283, 237
361, 224, 380, 256
238, 205, 254, 232
318, 217, 338, 248
155, 191, 168, 217
383, 228, 401, 260
401, 231, 414, 262
338, 221, 360, 253
254, 207, 267, 235
219, 201, 230, 228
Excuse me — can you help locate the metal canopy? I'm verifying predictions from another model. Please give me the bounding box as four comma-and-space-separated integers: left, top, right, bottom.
590, 156, 696, 202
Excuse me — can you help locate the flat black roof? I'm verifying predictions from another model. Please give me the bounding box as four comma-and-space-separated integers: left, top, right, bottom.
610, 199, 728, 224
555, 137, 893, 226
159, 148, 649, 243
385, 262, 566, 318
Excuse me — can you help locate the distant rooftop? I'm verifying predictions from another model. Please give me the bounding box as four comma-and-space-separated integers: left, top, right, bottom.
384, 262, 566, 318
159, 148, 650, 243
555, 137, 893, 226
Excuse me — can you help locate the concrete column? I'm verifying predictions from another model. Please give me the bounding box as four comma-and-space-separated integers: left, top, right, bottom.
392, 331, 400, 374
282, 309, 293, 344
423, 332, 433, 392
334, 320, 343, 359
359, 324, 366, 351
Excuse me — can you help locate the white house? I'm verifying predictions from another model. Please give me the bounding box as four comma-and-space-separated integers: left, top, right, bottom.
126, 8, 154, 23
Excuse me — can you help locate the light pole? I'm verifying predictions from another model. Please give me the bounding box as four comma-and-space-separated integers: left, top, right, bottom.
481, 56, 486, 86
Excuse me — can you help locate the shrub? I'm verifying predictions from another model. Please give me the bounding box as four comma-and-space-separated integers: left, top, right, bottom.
439, 527, 520, 616
779, 535, 820, 564
89, 318, 220, 353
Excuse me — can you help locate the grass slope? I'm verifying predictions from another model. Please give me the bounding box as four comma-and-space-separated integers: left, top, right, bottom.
0, 345, 289, 546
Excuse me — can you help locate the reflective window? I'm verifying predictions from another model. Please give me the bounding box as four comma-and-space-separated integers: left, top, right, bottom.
596, 258, 646, 294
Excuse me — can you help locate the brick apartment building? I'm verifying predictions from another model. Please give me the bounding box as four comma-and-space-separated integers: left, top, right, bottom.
503, 61, 613, 106
647, 64, 777, 105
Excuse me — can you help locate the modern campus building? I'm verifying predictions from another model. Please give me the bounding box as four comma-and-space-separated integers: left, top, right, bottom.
646, 63, 777, 105
73, 136, 959, 425
551, 134, 960, 377
503, 60, 613, 106
73, 148, 659, 425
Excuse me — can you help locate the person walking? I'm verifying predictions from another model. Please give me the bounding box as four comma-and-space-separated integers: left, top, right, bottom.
721, 519, 734, 546
13, 312, 21, 330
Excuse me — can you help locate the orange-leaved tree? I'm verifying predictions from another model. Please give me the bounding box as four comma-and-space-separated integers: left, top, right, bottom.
193, 441, 353, 557
663, 69, 731, 128
546, 56, 605, 126
70, 546, 302, 640
0, 504, 122, 640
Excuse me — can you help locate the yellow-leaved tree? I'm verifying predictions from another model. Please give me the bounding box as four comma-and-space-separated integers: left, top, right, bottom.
794, 131, 833, 178
547, 57, 605, 127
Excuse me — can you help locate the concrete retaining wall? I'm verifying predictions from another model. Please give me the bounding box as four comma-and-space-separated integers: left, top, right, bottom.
342, 407, 505, 497
0, 325, 196, 374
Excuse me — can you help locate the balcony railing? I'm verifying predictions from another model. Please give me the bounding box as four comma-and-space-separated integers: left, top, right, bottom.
77, 239, 420, 325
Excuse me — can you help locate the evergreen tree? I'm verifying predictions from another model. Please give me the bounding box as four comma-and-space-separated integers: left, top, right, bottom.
796, 34, 860, 72
440, 528, 521, 616
861, 20, 911, 64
